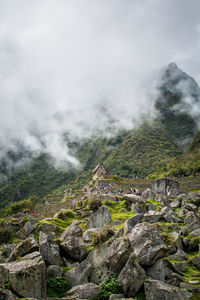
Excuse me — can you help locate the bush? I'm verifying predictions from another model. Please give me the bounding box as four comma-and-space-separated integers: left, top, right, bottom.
95, 274, 122, 300
0, 230, 13, 244
46, 277, 69, 298
57, 209, 75, 220
88, 199, 102, 211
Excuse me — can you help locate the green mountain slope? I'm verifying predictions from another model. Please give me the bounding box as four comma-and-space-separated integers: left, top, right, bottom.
148, 129, 200, 179
104, 121, 182, 178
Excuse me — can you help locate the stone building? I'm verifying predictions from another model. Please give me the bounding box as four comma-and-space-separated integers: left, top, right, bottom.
92, 163, 108, 181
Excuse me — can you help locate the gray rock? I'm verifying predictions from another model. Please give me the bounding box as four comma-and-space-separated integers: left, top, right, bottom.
146, 259, 167, 282
60, 221, 87, 261
109, 294, 125, 300
123, 194, 145, 204
151, 178, 179, 197
66, 283, 101, 299
190, 256, 200, 270
40, 222, 58, 235
184, 203, 198, 212
144, 279, 192, 300
156, 194, 170, 207
0, 288, 16, 300
190, 228, 200, 237
16, 221, 34, 239
8, 237, 39, 262
142, 188, 155, 200
39, 231, 63, 266
184, 212, 198, 225
87, 237, 130, 284
124, 214, 143, 234
128, 223, 176, 266
143, 211, 163, 223
170, 200, 180, 209
0, 252, 46, 300
47, 265, 63, 278
131, 204, 146, 214
118, 253, 146, 297
87, 205, 112, 229
83, 228, 102, 242
64, 260, 91, 288
168, 249, 188, 261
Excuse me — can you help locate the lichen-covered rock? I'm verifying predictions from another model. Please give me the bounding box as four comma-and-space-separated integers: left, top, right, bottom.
64, 260, 91, 288
40, 222, 58, 235
124, 214, 143, 234
151, 178, 179, 197
39, 231, 63, 266
8, 237, 39, 262
87, 206, 112, 229
83, 228, 102, 242
0, 288, 16, 300
47, 265, 63, 278
118, 253, 146, 297
66, 283, 101, 299
16, 221, 34, 239
190, 256, 200, 270
144, 279, 192, 300
0, 252, 46, 300
142, 188, 155, 200
60, 221, 87, 261
146, 259, 168, 282
128, 223, 176, 266
143, 211, 163, 223
86, 237, 130, 284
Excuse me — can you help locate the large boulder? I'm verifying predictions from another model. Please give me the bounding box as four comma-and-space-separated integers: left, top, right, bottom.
144, 279, 192, 300
39, 231, 63, 266
128, 223, 176, 266
8, 237, 39, 262
66, 283, 101, 299
64, 260, 91, 288
47, 265, 63, 278
143, 211, 163, 223
87, 206, 112, 229
60, 221, 87, 261
0, 252, 46, 300
15, 221, 34, 239
87, 237, 130, 284
151, 178, 179, 197
124, 214, 143, 234
146, 259, 168, 282
118, 253, 146, 297
142, 188, 156, 200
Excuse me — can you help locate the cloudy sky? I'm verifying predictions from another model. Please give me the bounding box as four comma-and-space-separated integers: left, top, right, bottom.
0, 0, 200, 165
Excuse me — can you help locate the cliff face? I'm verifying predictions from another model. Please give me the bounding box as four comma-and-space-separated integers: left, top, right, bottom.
0, 178, 199, 299
155, 62, 200, 146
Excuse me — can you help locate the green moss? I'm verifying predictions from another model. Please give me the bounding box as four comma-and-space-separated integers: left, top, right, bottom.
62, 266, 71, 274
104, 200, 134, 221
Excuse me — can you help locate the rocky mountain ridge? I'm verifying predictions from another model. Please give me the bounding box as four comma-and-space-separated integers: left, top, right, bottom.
0, 177, 199, 299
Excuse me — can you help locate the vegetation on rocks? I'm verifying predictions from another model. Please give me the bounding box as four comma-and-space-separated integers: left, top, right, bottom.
46, 277, 69, 298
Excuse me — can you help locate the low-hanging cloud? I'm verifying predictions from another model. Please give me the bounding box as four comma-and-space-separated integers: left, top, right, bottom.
0, 0, 200, 169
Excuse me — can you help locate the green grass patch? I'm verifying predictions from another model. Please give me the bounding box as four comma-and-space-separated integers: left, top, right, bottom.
104, 200, 134, 221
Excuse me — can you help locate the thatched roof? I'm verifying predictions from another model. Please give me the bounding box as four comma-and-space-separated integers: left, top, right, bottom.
92, 162, 107, 174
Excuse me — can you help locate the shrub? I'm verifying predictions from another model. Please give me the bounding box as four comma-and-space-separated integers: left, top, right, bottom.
0, 230, 13, 244
94, 274, 122, 300
46, 277, 69, 298
88, 199, 102, 211
57, 209, 75, 220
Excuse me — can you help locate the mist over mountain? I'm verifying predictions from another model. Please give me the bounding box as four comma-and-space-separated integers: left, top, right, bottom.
155, 62, 200, 146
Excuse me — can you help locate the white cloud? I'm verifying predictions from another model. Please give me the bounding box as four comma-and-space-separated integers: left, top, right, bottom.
0, 0, 200, 166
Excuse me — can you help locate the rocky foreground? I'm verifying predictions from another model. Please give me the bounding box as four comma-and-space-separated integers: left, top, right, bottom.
0, 178, 200, 299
